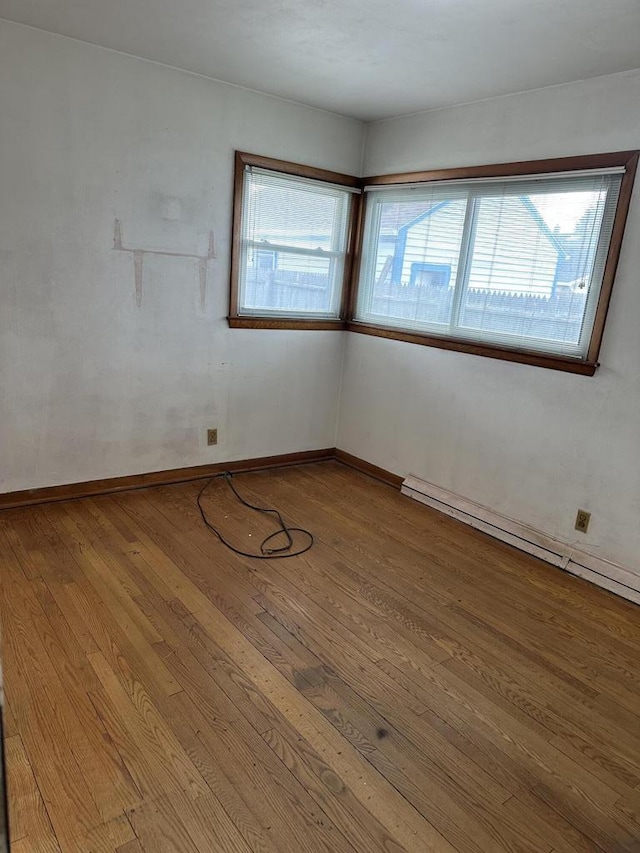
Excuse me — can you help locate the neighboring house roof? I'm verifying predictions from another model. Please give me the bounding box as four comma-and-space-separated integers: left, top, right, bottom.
379, 201, 446, 233
388, 197, 568, 258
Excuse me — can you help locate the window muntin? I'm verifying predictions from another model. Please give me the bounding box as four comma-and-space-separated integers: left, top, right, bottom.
237, 166, 355, 319
355, 172, 622, 359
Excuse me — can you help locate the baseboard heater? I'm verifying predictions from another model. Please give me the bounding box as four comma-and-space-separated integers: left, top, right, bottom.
402, 474, 640, 606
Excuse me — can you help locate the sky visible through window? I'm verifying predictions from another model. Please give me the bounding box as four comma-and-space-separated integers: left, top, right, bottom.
529, 190, 604, 234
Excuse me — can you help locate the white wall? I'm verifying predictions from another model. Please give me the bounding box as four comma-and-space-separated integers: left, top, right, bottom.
0, 21, 364, 492
339, 71, 640, 571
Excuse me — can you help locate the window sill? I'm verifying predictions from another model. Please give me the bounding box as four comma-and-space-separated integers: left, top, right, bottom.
228, 316, 346, 331
346, 321, 598, 375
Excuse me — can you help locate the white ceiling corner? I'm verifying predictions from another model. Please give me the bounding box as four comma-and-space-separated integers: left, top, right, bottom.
1, 0, 639, 121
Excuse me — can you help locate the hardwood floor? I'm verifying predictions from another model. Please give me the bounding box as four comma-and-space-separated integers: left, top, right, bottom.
1, 461, 640, 852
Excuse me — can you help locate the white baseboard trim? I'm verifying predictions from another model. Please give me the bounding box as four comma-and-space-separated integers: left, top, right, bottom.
402, 474, 640, 606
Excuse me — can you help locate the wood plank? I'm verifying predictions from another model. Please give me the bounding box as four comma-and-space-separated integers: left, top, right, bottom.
168, 691, 358, 853
81, 814, 136, 852
115, 841, 144, 853
1, 534, 106, 850
261, 723, 408, 853
5, 735, 60, 853
86, 651, 208, 802
53, 504, 182, 696
9, 839, 35, 853
126, 797, 200, 853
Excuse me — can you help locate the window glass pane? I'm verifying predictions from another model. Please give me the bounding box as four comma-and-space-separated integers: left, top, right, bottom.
458, 189, 608, 347
358, 191, 468, 328
241, 251, 343, 315
247, 174, 347, 251
238, 168, 352, 318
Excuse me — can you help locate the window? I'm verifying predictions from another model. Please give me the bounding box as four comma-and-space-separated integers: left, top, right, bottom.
229, 152, 360, 329
229, 151, 637, 373
351, 152, 638, 374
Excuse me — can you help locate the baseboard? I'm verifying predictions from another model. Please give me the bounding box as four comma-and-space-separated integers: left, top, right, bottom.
402, 474, 640, 606
334, 449, 404, 488
0, 448, 337, 511
0, 447, 404, 511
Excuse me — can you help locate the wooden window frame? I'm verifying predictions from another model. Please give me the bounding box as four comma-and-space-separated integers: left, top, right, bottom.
229, 150, 637, 375
347, 150, 639, 375
228, 151, 361, 330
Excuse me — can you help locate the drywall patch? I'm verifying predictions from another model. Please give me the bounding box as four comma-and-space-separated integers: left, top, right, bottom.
113, 219, 216, 309
199, 232, 216, 311
133, 249, 144, 307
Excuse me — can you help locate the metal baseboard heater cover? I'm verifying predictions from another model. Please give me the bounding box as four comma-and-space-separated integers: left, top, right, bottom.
402, 474, 640, 606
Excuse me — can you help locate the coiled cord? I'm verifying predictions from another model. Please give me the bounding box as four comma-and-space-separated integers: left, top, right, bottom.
196, 472, 314, 559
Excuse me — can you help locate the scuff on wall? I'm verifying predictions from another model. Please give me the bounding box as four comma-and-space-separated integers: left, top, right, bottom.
113, 218, 216, 309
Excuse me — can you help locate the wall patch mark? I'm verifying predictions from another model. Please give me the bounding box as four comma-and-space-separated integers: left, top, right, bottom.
113, 219, 216, 308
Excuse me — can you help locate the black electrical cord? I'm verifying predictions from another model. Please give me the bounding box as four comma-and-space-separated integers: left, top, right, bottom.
196, 472, 314, 559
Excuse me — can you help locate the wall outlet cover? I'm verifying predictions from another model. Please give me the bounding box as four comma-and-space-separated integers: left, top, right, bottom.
575, 509, 591, 533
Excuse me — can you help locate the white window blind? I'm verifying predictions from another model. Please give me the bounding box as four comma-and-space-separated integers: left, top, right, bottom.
238, 166, 356, 319
355, 171, 623, 359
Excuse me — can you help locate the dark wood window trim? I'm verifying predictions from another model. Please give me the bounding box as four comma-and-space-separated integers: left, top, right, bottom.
229, 150, 638, 375
229, 316, 346, 331
362, 150, 638, 186
349, 150, 638, 374
345, 322, 598, 375
229, 151, 360, 331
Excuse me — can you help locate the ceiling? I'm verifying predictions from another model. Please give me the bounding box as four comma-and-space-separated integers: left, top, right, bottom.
1, 0, 639, 121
